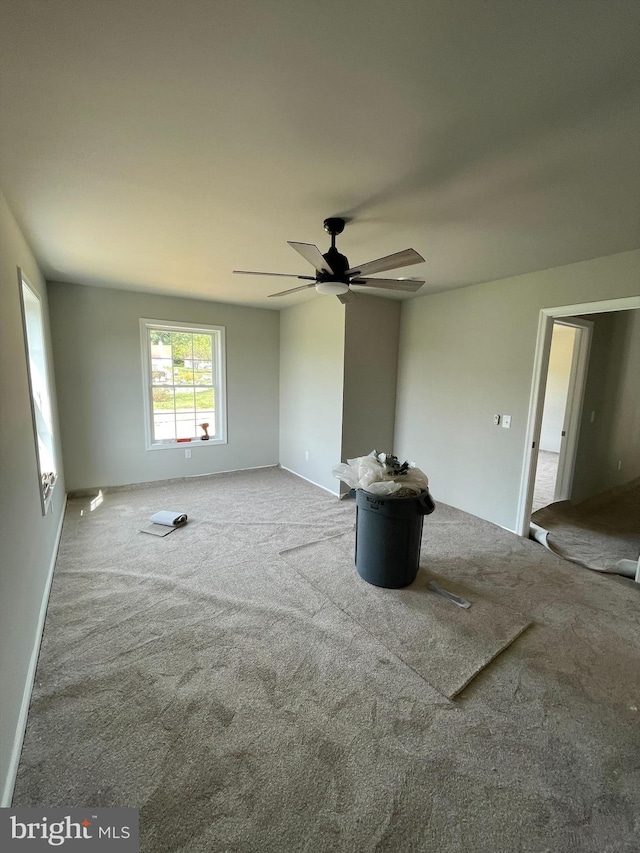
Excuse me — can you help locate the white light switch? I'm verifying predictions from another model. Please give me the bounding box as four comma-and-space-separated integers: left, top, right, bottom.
502, 415, 512, 429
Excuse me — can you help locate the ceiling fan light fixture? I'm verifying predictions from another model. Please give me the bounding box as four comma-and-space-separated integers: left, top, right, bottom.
316, 281, 349, 296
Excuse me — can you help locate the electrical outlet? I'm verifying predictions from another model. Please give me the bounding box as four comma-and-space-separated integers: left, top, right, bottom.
617, 460, 622, 470
493, 414, 501, 426
305, 450, 310, 461
185, 449, 191, 459
502, 415, 512, 429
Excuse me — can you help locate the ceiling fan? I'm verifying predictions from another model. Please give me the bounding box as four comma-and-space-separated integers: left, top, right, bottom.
233, 218, 425, 303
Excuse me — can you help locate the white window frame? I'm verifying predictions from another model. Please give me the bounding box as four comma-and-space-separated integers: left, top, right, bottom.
140, 318, 227, 451
18, 269, 58, 514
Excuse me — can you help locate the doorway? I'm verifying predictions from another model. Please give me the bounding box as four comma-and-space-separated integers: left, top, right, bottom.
515, 295, 640, 537
531, 319, 592, 512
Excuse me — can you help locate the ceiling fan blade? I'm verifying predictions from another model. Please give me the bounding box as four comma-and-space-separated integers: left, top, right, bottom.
352, 276, 426, 283
268, 282, 317, 298
350, 277, 425, 292
345, 248, 424, 277
337, 290, 359, 304
233, 270, 316, 280
287, 242, 334, 274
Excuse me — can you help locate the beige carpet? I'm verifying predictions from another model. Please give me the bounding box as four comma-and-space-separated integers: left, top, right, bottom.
531, 449, 559, 511
532, 477, 640, 575
281, 532, 530, 699
13, 467, 640, 852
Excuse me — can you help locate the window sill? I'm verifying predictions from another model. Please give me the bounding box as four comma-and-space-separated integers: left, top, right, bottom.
146, 438, 227, 451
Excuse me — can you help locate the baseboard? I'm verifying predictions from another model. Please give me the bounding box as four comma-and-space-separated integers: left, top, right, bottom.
67, 464, 280, 498
278, 465, 340, 497
1, 496, 67, 807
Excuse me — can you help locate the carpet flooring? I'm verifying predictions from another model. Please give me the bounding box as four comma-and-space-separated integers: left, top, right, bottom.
13, 467, 640, 852
532, 478, 640, 576
280, 533, 531, 699
531, 449, 560, 512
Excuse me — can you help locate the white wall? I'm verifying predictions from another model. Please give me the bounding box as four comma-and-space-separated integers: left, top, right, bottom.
48, 281, 280, 491
572, 308, 640, 503
0, 191, 66, 804
394, 250, 640, 531
279, 297, 345, 493
539, 324, 575, 452
341, 296, 400, 465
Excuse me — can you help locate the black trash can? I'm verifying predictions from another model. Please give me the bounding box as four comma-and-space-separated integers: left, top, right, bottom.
355, 489, 436, 588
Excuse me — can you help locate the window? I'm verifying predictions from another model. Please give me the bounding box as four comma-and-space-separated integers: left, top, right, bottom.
18, 270, 58, 514
140, 319, 227, 449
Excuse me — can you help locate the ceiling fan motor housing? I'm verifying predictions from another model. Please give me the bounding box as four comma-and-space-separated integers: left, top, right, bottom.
322, 246, 350, 282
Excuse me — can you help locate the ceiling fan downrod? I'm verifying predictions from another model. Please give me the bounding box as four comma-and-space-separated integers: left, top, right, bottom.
322, 217, 349, 280
323, 217, 346, 247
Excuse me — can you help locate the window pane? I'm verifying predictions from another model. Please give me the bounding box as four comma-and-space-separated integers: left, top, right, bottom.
194, 360, 212, 384
192, 334, 212, 361
176, 413, 196, 439
171, 332, 192, 361
171, 332, 194, 384
153, 412, 176, 441
195, 387, 214, 411
152, 387, 175, 440
151, 330, 171, 346
151, 358, 173, 385
150, 330, 171, 354
174, 387, 195, 412
173, 362, 194, 385
152, 387, 174, 408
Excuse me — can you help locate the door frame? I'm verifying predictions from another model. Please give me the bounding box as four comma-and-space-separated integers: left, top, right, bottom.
515, 295, 640, 537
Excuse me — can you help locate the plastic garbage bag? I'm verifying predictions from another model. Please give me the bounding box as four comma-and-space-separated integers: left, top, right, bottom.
332, 450, 379, 490
332, 450, 429, 496
365, 480, 404, 495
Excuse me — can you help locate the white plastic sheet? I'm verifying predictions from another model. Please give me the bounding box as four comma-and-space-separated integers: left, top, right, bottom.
332, 450, 429, 496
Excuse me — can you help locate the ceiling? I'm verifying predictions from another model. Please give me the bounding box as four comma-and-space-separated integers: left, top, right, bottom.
1, 0, 639, 310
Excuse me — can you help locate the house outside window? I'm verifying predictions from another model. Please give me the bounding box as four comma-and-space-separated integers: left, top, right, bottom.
140, 319, 227, 449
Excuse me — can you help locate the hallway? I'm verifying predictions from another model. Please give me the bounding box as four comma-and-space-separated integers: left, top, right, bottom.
532, 450, 559, 512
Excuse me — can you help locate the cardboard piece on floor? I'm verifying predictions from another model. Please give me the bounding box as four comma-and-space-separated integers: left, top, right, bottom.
141, 523, 178, 537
